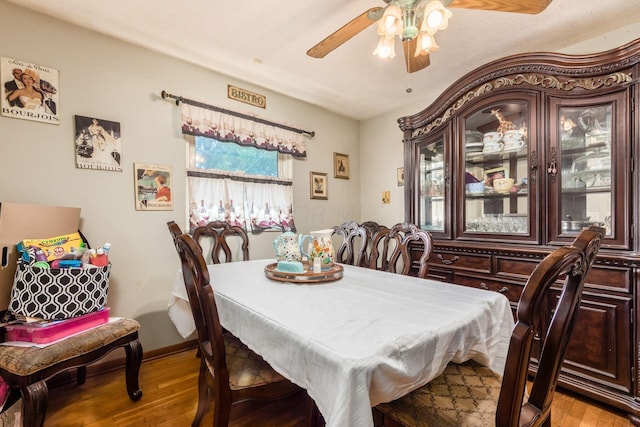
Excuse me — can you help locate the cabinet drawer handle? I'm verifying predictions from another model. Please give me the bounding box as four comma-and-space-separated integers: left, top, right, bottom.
479, 283, 508, 294
437, 254, 459, 265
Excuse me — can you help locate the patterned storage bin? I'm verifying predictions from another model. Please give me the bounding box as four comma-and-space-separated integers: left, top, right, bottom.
9, 262, 110, 320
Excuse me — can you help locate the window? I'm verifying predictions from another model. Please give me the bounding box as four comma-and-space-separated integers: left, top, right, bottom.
195, 137, 277, 176
187, 136, 295, 234
179, 102, 306, 234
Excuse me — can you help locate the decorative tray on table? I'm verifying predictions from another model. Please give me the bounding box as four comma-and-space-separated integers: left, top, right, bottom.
264, 262, 344, 283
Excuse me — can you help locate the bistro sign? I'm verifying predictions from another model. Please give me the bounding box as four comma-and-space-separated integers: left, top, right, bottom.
227, 85, 266, 109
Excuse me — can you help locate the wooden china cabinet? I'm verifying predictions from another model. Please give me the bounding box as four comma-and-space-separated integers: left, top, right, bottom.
401, 38, 640, 422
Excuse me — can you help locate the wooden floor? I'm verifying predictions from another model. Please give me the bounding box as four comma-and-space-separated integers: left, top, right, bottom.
43, 348, 634, 427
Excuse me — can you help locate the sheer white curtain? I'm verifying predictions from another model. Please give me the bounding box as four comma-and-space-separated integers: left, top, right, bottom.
187, 173, 295, 233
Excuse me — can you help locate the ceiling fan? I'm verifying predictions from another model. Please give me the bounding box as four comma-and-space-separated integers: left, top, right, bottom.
307, 0, 552, 73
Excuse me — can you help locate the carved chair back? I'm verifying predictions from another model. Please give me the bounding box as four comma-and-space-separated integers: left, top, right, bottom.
369, 223, 432, 278
332, 221, 369, 267
192, 220, 249, 264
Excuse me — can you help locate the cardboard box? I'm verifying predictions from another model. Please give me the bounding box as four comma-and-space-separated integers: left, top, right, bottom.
0, 202, 81, 310
17, 232, 84, 262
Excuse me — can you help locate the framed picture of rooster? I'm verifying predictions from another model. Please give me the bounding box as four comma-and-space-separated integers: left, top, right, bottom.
333, 152, 349, 179
310, 172, 328, 200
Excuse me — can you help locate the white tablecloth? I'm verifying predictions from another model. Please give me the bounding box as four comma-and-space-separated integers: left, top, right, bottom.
168, 259, 514, 427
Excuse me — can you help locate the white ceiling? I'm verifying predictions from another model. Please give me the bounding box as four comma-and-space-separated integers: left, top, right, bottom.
8, 0, 640, 121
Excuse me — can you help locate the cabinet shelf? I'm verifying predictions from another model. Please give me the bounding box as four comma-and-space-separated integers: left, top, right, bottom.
561, 143, 609, 156
466, 190, 528, 198
466, 150, 528, 164
561, 187, 611, 194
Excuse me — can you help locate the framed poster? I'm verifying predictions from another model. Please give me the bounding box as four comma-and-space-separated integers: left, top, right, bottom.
134, 163, 173, 211
74, 115, 122, 171
310, 172, 328, 200
1, 57, 60, 124
333, 152, 349, 179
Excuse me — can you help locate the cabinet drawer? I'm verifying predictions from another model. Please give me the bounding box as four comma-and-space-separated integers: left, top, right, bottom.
453, 273, 523, 304
583, 265, 630, 293
428, 251, 491, 274
497, 258, 631, 293
495, 256, 539, 279
427, 268, 453, 283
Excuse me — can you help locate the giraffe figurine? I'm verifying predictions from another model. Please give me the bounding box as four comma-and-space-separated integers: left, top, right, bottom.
491, 109, 518, 134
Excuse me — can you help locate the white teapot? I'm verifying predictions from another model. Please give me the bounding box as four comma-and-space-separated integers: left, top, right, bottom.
274, 231, 311, 262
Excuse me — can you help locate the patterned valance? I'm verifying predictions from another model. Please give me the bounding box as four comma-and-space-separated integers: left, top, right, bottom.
181, 103, 307, 157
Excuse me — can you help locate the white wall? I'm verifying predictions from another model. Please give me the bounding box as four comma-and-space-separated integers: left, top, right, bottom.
0, 1, 360, 350
359, 23, 640, 228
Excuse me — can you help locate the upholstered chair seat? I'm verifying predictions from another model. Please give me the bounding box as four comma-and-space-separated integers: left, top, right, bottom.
0, 319, 139, 376
377, 360, 502, 427
222, 333, 287, 390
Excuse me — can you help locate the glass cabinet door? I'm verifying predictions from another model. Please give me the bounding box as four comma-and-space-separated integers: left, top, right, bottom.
460, 97, 536, 241
419, 138, 446, 233
549, 92, 628, 247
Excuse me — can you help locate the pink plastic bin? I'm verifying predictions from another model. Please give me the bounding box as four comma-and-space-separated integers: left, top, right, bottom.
5, 308, 110, 344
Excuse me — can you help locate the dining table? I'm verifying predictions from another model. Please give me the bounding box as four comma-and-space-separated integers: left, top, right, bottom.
168, 259, 515, 427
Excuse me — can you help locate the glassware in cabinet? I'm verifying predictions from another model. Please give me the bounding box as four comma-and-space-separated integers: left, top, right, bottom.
461, 100, 532, 237
549, 91, 628, 247
419, 138, 446, 232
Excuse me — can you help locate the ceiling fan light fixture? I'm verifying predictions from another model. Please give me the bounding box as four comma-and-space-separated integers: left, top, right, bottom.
307, 0, 552, 72
422, 0, 452, 35
401, 8, 419, 40
414, 32, 437, 57
373, 35, 396, 59
378, 5, 403, 37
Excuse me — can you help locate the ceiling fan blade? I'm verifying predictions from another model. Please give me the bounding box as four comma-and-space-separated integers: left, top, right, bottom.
447, 0, 552, 14
403, 38, 430, 73
307, 7, 383, 58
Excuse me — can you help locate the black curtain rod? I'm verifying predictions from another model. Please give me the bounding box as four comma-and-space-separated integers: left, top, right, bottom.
161, 90, 315, 138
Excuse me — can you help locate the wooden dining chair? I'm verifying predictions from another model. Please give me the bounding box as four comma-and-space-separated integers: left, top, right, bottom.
361, 220, 384, 235
192, 221, 249, 264
374, 226, 605, 427
370, 222, 432, 278
171, 231, 300, 427
361, 222, 389, 270
332, 221, 369, 267
167, 220, 183, 240
369, 226, 391, 271
0, 317, 142, 427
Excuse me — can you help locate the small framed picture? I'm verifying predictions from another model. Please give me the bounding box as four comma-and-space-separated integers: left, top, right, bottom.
397, 167, 405, 186
74, 115, 123, 172
134, 163, 173, 211
333, 152, 349, 179
310, 171, 328, 200
382, 191, 391, 204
